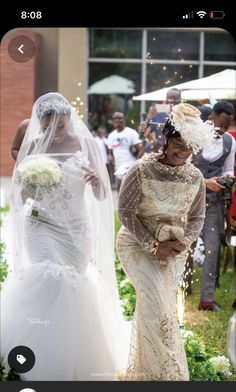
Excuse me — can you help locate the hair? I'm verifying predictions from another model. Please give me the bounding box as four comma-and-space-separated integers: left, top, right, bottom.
198, 105, 213, 122
212, 101, 235, 116
97, 125, 106, 131
161, 118, 181, 154
167, 88, 181, 96
162, 118, 181, 139
36, 95, 71, 118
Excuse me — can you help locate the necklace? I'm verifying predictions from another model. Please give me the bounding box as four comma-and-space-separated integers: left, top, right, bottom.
52, 135, 64, 143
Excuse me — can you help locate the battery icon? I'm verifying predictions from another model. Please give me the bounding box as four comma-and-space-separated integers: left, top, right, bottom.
209, 11, 225, 19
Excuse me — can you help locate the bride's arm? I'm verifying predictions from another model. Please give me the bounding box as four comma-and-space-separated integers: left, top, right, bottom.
82, 165, 106, 200
83, 137, 106, 201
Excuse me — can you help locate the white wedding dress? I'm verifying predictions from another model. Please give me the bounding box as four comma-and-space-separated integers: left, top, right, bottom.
1, 152, 123, 381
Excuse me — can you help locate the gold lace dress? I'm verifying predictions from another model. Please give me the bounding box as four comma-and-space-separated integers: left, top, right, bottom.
116, 153, 206, 381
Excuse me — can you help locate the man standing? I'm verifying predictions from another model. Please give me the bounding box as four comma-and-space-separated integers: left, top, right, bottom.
193, 101, 235, 311
142, 88, 182, 152
108, 112, 141, 192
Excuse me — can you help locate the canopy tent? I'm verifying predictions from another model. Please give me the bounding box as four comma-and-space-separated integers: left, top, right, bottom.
88, 75, 136, 95
133, 69, 236, 101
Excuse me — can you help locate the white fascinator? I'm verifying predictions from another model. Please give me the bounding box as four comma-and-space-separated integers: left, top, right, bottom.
163, 103, 215, 154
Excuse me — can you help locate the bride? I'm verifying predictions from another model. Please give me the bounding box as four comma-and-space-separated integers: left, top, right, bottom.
1, 92, 129, 381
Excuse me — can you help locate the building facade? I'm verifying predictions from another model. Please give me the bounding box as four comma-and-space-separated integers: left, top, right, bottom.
1, 27, 236, 175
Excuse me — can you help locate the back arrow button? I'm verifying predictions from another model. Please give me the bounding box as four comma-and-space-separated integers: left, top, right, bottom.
8, 35, 35, 63
18, 44, 24, 54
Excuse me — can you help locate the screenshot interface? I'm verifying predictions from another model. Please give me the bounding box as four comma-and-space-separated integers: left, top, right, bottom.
0, 6, 235, 392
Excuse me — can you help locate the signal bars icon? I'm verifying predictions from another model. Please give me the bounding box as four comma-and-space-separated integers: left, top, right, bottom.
183, 12, 193, 19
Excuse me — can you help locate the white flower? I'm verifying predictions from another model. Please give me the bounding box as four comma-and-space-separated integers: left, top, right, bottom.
182, 330, 194, 339
16, 157, 63, 192
120, 279, 129, 288
209, 355, 232, 377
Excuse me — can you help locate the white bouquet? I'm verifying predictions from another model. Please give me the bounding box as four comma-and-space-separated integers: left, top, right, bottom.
16, 156, 63, 195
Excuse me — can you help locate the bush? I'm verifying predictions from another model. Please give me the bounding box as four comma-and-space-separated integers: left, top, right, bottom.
0, 206, 21, 381
115, 256, 136, 320
183, 331, 234, 381
0, 206, 9, 287
0, 360, 21, 381
0, 242, 8, 288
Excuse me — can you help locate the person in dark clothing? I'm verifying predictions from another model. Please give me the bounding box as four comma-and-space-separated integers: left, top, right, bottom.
139, 88, 182, 155
186, 101, 235, 311
198, 104, 213, 122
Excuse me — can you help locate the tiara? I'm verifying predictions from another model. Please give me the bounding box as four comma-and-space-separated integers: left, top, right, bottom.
36, 99, 71, 117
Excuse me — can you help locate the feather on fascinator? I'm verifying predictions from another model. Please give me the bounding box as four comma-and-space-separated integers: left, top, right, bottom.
162, 103, 215, 154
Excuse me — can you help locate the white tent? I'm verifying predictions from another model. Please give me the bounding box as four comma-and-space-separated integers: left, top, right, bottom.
133, 69, 236, 101
88, 75, 135, 95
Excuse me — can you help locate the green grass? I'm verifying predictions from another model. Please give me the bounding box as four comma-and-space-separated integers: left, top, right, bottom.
184, 265, 235, 356
114, 210, 121, 236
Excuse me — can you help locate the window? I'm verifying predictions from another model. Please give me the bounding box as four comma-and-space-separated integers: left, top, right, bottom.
88, 63, 141, 131
146, 63, 198, 93
205, 31, 236, 62
89, 29, 142, 58
88, 29, 236, 127
147, 31, 199, 60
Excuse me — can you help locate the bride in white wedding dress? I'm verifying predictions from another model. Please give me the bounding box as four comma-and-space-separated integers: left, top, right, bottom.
1, 93, 129, 381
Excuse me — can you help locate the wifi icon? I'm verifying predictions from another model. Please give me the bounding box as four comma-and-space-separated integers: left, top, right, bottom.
196, 11, 207, 18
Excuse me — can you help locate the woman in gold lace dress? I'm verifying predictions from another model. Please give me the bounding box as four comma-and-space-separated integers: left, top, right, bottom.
116, 103, 215, 381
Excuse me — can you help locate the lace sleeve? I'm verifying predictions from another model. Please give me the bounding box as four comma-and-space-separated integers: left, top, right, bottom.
182, 177, 206, 249
118, 161, 155, 250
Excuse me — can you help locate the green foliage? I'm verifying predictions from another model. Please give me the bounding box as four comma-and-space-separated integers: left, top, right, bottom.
183, 332, 220, 380
0, 206, 9, 289
0, 359, 21, 381
115, 255, 136, 320
126, 101, 141, 130
185, 266, 235, 355
0, 252, 8, 288
0, 206, 21, 380
114, 211, 136, 319
183, 331, 234, 381
0, 205, 10, 227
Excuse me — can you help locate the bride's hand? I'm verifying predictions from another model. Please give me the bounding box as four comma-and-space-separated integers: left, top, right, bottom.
82, 166, 100, 187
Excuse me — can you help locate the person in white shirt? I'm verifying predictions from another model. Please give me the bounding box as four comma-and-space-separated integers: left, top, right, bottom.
108, 112, 142, 192
191, 101, 235, 311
